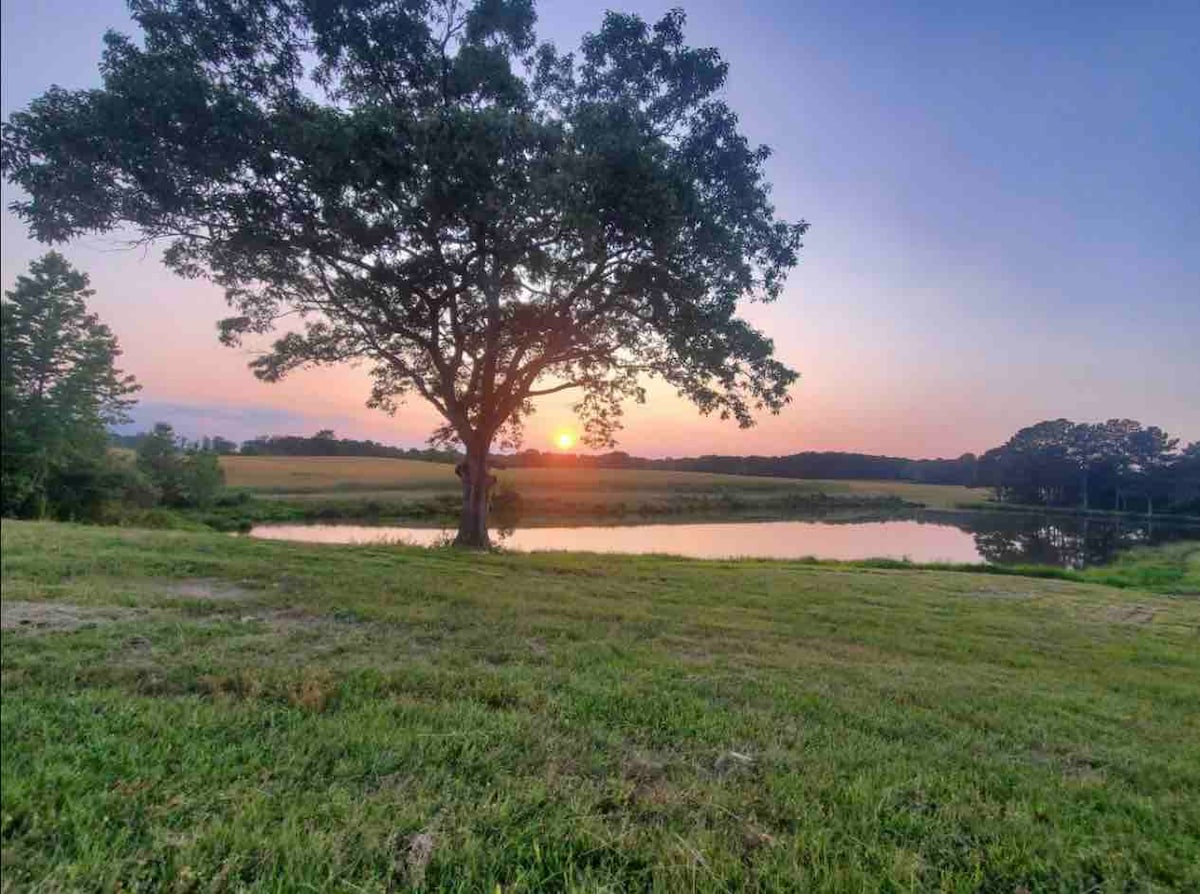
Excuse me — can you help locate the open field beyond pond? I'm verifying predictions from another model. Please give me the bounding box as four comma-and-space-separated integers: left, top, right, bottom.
219, 455, 985, 516
2, 521, 1198, 890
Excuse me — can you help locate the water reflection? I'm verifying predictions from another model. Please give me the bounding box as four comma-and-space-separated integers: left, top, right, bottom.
249, 511, 1199, 568
943, 511, 1198, 569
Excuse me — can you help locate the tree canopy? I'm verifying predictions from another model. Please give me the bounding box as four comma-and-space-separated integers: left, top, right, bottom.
977, 418, 1193, 514
1, 0, 807, 545
1, 252, 140, 518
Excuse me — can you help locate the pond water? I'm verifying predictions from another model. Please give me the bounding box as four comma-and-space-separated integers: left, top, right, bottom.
249, 512, 1200, 568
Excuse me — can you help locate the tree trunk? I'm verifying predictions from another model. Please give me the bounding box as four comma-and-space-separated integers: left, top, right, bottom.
454, 444, 494, 549
1079, 467, 1089, 511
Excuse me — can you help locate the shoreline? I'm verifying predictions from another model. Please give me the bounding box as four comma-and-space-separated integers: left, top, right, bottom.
209, 494, 1200, 531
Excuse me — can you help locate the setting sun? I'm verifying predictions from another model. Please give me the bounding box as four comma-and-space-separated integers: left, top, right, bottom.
555, 431, 575, 450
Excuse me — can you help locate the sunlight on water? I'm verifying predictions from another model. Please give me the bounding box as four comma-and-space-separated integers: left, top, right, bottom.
249, 520, 985, 563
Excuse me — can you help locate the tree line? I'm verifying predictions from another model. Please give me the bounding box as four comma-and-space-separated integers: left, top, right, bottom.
497, 449, 980, 484
132, 423, 1199, 517
110, 428, 461, 464
496, 439, 1200, 513
118, 430, 978, 484
505, 424, 1198, 514
238, 432, 460, 464
976, 419, 1199, 515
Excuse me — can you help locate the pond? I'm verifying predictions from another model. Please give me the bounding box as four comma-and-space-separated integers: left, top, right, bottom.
249, 511, 1200, 568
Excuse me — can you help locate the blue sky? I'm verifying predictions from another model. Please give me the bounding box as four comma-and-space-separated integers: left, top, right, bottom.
3, 0, 1197, 456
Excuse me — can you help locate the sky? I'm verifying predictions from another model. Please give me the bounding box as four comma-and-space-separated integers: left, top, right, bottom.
2, 0, 1198, 458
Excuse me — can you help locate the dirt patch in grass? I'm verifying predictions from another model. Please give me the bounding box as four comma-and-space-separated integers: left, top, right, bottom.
1106, 605, 1156, 624
231, 606, 364, 634
1, 601, 147, 633
394, 830, 437, 890
160, 579, 258, 602
965, 585, 1043, 601
2, 595, 345, 641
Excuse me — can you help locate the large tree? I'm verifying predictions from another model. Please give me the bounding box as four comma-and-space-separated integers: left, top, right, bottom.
1, 0, 806, 546
1, 252, 140, 518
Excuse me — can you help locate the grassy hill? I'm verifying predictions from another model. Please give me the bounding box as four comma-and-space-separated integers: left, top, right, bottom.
2, 521, 1197, 890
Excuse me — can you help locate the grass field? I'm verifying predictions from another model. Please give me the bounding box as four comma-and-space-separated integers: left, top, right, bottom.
3, 521, 1198, 890
219, 455, 985, 513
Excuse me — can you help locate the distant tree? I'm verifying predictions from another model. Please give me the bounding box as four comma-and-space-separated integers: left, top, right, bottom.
235, 431, 459, 461
136, 423, 186, 505
237, 436, 267, 457
1068, 421, 1110, 510
311, 429, 338, 455
2, 252, 139, 518
210, 435, 238, 455
183, 449, 225, 507
1166, 442, 1200, 514
1, 1, 806, 546
108, 432, 145, 450
136, 422, 224, 507
1122, 424, 1178, 515
978, 420, 1079, 506
1080, 419, 1151, 511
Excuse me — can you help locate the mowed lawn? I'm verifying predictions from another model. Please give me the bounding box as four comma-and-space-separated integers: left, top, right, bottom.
220, 455, 983, 509
2, 521, 1198, 890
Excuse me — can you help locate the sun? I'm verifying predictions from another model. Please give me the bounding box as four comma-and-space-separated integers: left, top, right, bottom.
555, 431, 575, 450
